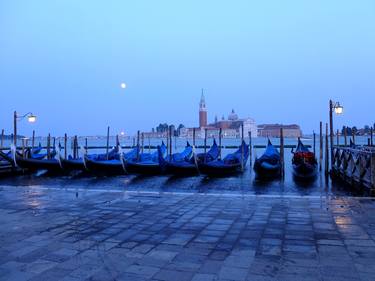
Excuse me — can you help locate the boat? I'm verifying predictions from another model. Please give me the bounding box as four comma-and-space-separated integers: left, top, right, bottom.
253, 140, 281, 178
58, 154, 86, 172
123, 142, 167, 175
160, 140, 220, 176
30, 143, 42, 155
199, 141, 249, 176
12, 145, 62, 173
26, 144, 56, 160
0, 150, 13, 167
83, 146, 139, 175
292, 139, 317, 179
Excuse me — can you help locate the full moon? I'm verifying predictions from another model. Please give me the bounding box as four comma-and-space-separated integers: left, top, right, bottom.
120, 82, 127, 89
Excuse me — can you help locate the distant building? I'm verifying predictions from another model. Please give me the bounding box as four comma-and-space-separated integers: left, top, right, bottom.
179, 95, 257, 139
257, 124, 302, 138
150, 93, 257, 139
199, 91, 207, 128
207, 109, 257, 138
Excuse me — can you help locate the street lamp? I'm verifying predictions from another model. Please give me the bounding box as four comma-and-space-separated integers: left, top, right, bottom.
329, 100, 343, 168
13, 111, 37, 146
334, 102, 343, 115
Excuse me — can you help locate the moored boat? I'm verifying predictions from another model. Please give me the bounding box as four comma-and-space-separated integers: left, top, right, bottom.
199, 141, 249, 176
253, 140, 281, 178
292, 139, 317, 179
12, 144, 62, 173
160, 140, 219, 176
124, 142, 167, 175
83, 146, 138, 176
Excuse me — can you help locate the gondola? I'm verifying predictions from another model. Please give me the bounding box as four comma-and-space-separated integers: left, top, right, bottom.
123, 142, 167, 175
82, 146, 138, 176
27, 144, 56, 160
199, 141, 249, 176
0, 150, 14, 167
292, 139, 317, 179
12, 145, 62, 172
160, 140, 220, 176
58, 154, 86, 172
253, 140, 281, 178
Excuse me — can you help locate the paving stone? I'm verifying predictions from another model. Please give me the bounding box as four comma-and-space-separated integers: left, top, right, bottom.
191, 273, 217, 281
219, 266, 248, 280
153, 269, 194, 281
123, 265, 160, 278
1, 186, 375, 281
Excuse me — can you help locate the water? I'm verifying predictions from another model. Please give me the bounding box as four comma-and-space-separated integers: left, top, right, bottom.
0, 136, 371, 196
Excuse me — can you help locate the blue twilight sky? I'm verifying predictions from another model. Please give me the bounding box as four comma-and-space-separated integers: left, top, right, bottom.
0, 0, 374, 137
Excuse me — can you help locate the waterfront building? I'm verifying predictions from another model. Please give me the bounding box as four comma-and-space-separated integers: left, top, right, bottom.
179, 100, 257, 139
257, 124, 302, 138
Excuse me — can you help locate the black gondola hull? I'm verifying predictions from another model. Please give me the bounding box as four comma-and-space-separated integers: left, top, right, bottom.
84, 158, 125, 176
199, 163, 245, 177
59, 158, 86, 172
15, 156, 62, 172
164, 163, 199, 176
253, 160, 281, 178
292, 163, 317, 179
125, 162, 163, 175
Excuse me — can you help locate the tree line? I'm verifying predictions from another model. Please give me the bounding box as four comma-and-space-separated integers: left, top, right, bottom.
341, 124, 375, 136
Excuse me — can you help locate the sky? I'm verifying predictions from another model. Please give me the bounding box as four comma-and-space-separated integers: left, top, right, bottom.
0, 0, 374, 137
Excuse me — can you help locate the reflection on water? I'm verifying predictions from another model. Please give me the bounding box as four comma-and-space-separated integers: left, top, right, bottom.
0, 137, 370, 197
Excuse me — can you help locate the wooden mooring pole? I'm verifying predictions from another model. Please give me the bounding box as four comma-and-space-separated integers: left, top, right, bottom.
141, 133, 144, 154
136, 130, 140, 161
313, 131, 316, 155
204, 128, 207, 157
0, 129, 4, 148
325, 123, 329, 176
169, 126, 172, 161
47, 134, 51, 159
249, 131, 252, 166
31, 130, 35, 150
241, 124, 244, 172
219, 128, 222, 160
85, 138, 88, 154
13, 111, 17, 146
106, 126, 110, 160
319, 122, 323, 171
73, 136, 78, 159
344, 126, 348, 146
280, 128, 285, 179
64, 134, 67, 159
371, 153, 375, 196
371, 127, 373, 146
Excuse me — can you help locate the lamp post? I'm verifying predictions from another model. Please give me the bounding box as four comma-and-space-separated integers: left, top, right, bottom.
329, 100, 343, 168
13, 111, 37, 146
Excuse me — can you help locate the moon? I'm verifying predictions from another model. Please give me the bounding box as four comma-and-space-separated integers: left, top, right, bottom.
120, 82, 127, 89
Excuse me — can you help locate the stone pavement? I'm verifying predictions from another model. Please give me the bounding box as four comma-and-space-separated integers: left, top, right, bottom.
0, 186, 375, 281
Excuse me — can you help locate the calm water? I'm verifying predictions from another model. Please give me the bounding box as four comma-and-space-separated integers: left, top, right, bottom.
0, 136, 371, 196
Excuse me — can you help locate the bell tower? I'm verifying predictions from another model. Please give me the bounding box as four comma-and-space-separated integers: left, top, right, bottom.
199, 89, 207, 128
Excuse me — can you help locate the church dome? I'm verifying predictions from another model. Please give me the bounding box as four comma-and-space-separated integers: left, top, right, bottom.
228, 109, 238, 121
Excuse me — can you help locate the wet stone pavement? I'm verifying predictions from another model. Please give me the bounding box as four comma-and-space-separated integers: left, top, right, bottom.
0, 186, 375, 281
